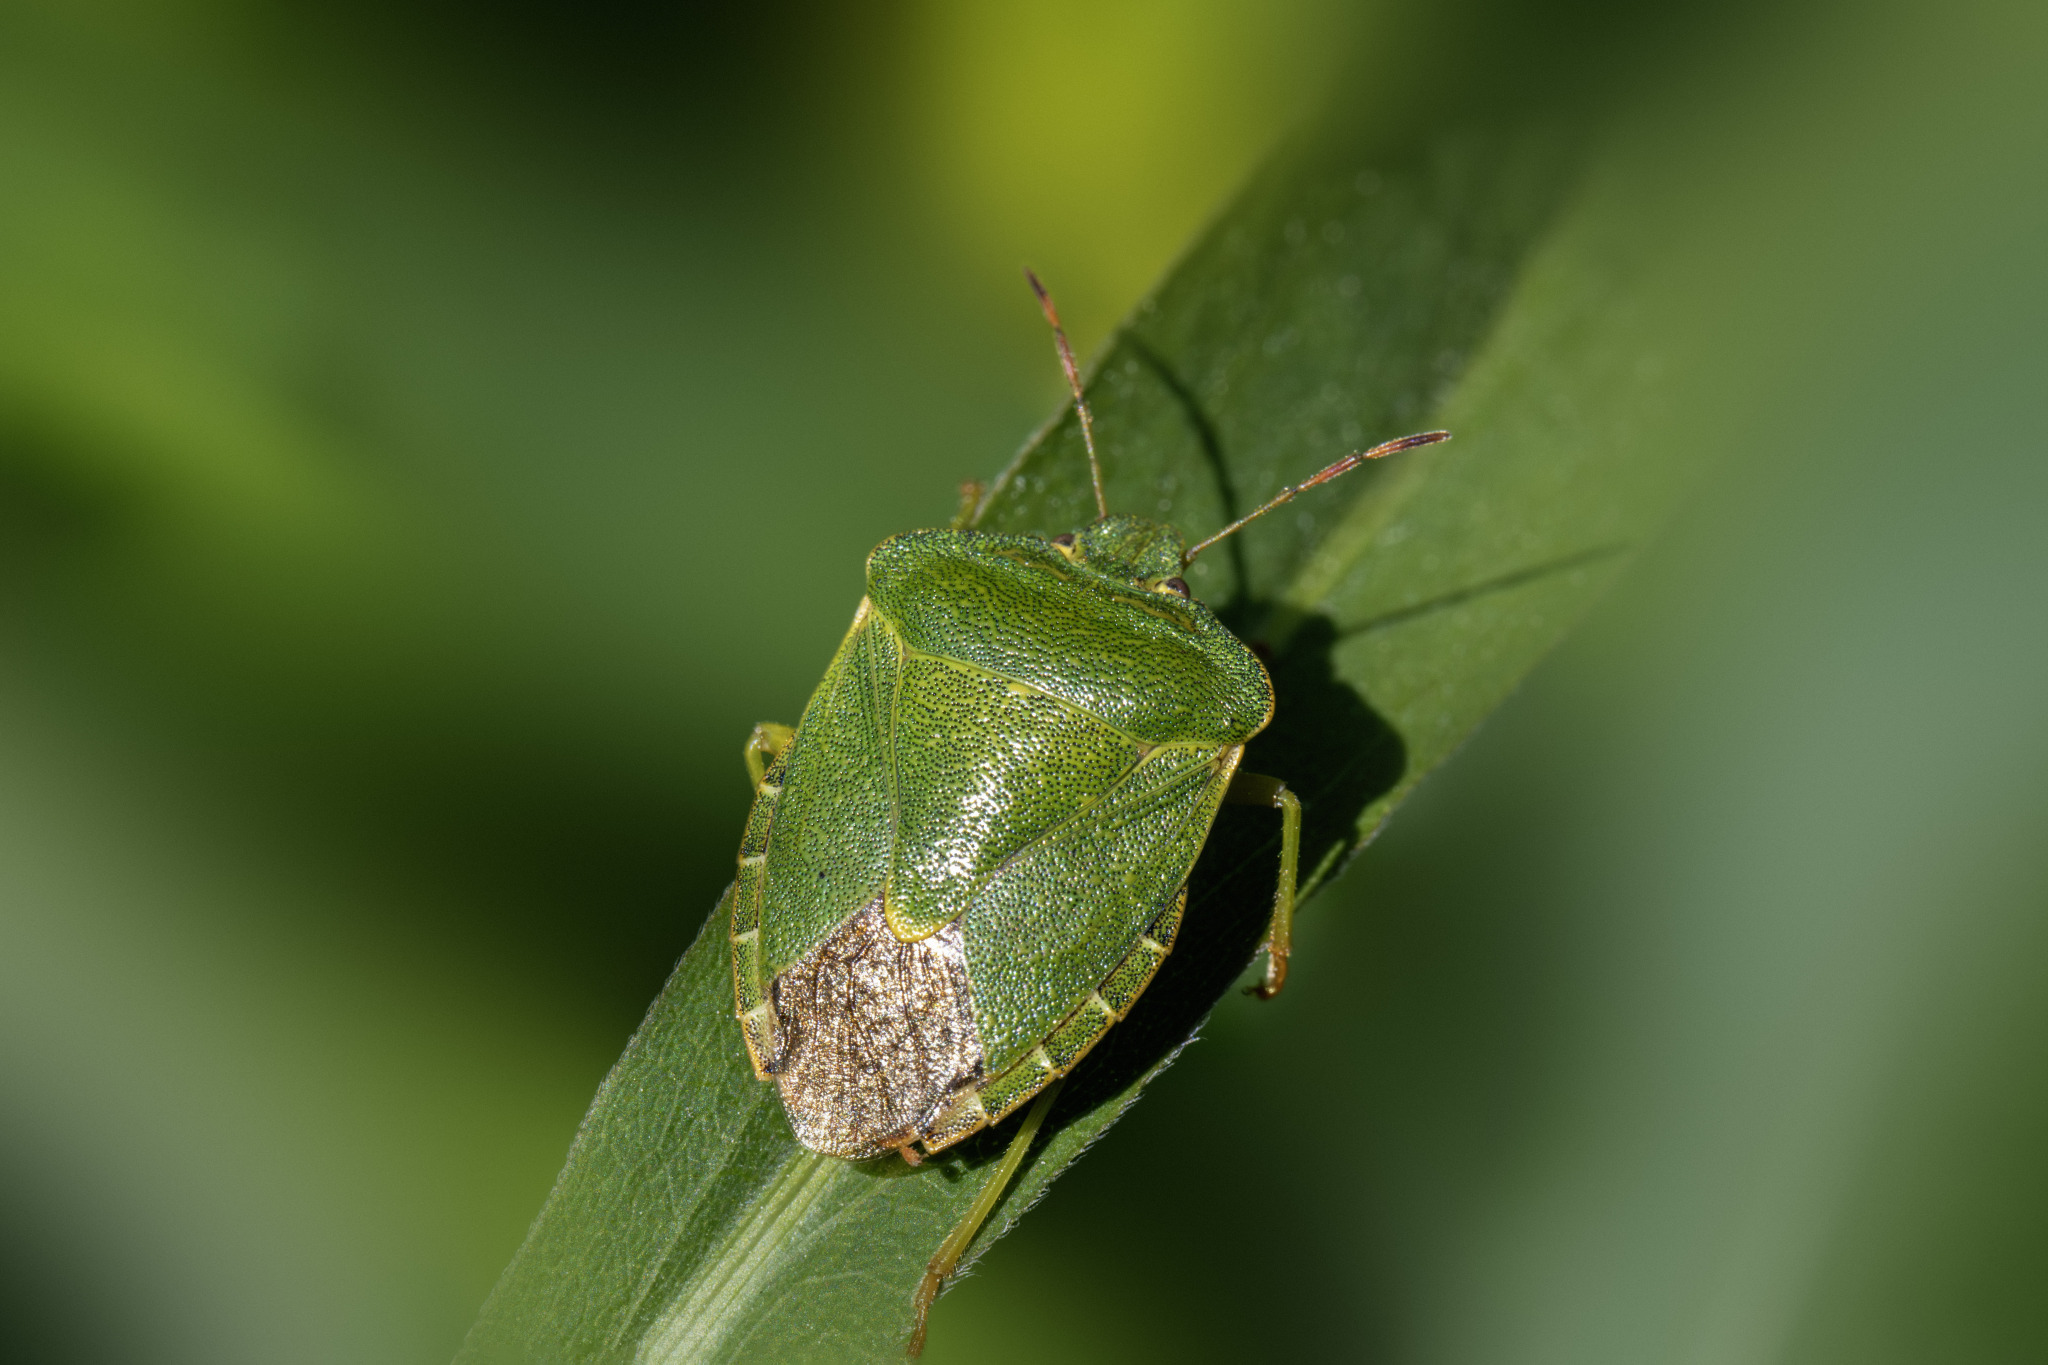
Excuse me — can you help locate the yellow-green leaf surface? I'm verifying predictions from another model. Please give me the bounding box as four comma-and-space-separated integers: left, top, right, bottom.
458, 63, 1704, 1365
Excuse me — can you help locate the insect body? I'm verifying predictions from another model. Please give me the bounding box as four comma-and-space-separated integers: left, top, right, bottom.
733, 512, 1270, 1159
728, 272, 1445, 1352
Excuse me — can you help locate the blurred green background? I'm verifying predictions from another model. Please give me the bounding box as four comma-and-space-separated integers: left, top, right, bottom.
3, 1, 2045, 1362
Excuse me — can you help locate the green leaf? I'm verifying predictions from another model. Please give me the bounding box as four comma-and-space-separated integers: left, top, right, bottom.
458, 94, 1692, 1365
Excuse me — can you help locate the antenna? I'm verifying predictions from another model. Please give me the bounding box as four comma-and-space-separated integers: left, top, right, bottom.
1025, 269, 1108, 519
1181, 430, 1451, 566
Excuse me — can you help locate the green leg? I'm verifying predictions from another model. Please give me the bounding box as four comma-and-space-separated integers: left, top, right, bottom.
950, 478, 986, 529
906, 1076, 1066, 1358
743, 722, 796, 790
1226, 770, 1302, 999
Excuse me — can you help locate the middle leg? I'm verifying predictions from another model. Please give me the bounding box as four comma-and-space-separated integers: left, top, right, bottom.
1226, 770, 1302, 999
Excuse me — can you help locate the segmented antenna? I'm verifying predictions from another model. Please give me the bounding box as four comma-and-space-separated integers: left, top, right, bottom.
1024, 269, 1108, 519
1181, 430, 1451, 565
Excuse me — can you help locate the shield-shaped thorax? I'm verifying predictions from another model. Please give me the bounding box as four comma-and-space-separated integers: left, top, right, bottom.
732, 528, 1272, 1149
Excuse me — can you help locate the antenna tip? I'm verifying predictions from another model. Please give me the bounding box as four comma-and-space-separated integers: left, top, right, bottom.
1364, 429, 1452, 459
1025, 269, 1066, 332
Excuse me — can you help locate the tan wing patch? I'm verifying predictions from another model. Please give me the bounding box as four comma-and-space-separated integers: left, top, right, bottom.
771, 897, 984, 1159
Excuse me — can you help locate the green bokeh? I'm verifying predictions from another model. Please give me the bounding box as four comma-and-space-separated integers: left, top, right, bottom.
2, 1, 2044, 1362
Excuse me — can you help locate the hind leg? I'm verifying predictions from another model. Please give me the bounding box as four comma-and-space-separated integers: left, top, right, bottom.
906, 1077, 1066, 1357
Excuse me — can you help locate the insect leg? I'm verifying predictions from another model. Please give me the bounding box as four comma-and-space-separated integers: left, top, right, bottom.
950, 479, 985, 529
743, 722, 796, 790
1225, 771, 1302, 999
906, 1076, 1067, 1358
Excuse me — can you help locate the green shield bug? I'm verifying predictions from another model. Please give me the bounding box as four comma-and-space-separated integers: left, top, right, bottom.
729, 271, 1447, 1352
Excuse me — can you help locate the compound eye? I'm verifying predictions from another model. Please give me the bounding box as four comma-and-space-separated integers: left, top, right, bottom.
1159, 577, 1191, 597
1051, 533, 1076, 548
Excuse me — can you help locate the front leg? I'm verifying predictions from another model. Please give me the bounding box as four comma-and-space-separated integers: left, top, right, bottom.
950, 478, 986, 529
1225, 770, 1302, 999
743, 722, 796, 790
